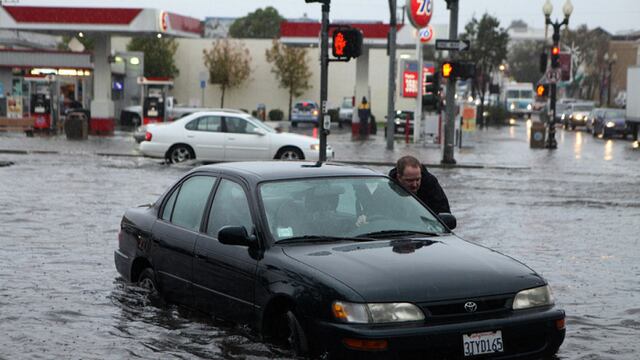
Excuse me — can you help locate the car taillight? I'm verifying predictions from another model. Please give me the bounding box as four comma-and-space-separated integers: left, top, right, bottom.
145, 131, 152, 141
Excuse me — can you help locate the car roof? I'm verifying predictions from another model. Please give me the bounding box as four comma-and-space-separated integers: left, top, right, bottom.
193, 161, 381, 182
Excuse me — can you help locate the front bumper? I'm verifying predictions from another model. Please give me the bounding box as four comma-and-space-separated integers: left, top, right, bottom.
310, 307, 565, 359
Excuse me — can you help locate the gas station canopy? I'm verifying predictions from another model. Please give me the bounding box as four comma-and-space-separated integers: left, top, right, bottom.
0, 5, 203, 37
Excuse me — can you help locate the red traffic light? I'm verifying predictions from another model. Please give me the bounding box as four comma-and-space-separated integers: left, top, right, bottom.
552, 46, 560, 56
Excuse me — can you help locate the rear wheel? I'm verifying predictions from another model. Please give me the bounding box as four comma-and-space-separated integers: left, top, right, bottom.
285, 311, 309, 356
276, 147, 303, 161
167, 144, 193, 164
138, 268, 158, 296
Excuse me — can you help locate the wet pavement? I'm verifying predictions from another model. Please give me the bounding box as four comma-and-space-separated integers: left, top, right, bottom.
0, 122, 638, 359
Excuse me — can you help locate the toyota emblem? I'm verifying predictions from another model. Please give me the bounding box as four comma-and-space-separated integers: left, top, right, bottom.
464, 301, 478, 313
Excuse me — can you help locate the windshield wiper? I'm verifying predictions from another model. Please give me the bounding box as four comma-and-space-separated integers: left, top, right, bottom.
276, 235, 376, 244
356, 230, 442, 238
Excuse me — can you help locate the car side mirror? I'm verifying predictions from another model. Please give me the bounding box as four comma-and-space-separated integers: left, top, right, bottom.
438, 213, 457, 230
218, 226, 252, 247
252, 127, 267, 136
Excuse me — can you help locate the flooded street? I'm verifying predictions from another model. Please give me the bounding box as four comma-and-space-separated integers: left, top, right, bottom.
1, 124, 638, 359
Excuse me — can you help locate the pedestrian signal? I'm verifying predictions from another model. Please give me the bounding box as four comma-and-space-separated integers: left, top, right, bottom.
536, 84, 548, 97
440, 61, 476, 79
423, 71, 440, 110
332, 28, 363, 60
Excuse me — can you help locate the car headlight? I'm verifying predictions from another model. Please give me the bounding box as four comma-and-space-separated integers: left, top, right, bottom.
575, 115, 583, 120
510, 103, 516, 110
527, 104, 532, 111
561, 114, 565, 120
513, 285, 554, 310
333, 301, 425, 323
606, 121, 615, 128
310, 144, 320, 151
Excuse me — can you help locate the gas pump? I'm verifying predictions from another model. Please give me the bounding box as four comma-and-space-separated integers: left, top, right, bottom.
25, 76, 56, 132
137, 77, 173, 125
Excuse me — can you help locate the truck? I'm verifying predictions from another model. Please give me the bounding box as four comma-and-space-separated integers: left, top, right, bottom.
625, 67, 640, 142
502, 82, 534, 119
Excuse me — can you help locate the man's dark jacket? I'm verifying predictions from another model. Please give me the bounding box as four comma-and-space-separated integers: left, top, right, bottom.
389, 166, 451, 215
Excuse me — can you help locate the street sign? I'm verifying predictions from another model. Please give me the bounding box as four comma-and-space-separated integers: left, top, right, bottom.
435, 39, 470, 52
418, 25, 434, 43
545, 68, 561, 84
406, 0, 433, 29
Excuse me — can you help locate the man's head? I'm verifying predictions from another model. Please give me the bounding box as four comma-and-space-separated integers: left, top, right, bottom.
396, 155, 422, 194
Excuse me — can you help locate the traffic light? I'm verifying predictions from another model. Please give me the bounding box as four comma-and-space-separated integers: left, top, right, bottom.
536, 84, 549, 97
440, 61, 476, 79
332, 28, 363, 59
551, 46, 560, 68
423, 71, 440, 110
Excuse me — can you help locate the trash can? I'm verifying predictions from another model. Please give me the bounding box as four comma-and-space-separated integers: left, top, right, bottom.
257, 103, 266, 121
530, 120, 546, 148
64, 111, 88, 140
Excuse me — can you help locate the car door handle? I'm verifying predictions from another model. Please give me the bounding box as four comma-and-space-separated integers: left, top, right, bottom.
187, 135, 194, 138
228, 137, 235, 141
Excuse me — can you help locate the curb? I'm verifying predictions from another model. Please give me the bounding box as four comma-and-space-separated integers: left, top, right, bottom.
0, 149, 530, 170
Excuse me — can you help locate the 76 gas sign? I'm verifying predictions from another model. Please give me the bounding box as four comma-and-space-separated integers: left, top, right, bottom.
406, 0, 433, 29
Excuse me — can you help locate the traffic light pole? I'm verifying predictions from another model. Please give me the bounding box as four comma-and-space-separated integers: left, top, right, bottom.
545, 17, 568, 150
319, 1, 330, 162
442, 0, 458, 165
386, 0, 397, 151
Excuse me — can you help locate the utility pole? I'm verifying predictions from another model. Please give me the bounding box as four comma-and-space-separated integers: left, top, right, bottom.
442, 0, 458, 165
318, 1, 330, 162
386, 0, 397, 151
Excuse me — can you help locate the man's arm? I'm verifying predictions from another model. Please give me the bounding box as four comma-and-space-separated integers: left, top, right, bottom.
420, 170, 451, 214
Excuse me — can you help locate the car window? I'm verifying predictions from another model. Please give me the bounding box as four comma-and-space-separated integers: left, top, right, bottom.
225, 116, 257, 134
196, 116, 222, 132
260, 177, 446, 241
605, 110, 625, 119
207, 179, 254, 238
161, 188, 178, 221
170, 176, 216, 231
185, 118, 198, 130
294, 102, 316, 111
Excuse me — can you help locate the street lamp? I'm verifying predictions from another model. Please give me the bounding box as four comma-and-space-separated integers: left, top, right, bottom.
543, 0, 573, 150
604, 52, 617, 107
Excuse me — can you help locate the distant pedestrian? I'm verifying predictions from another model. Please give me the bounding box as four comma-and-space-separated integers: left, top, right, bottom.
357, 97, 370, 139
389, 155, 451, 215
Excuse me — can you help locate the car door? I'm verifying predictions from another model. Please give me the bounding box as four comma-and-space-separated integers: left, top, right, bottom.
193, 178, 259, 323
184, 115, 225, 161
152, 175, 217, 306
223, 116, 270, 160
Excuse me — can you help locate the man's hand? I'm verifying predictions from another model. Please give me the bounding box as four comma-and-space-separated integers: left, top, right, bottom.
355, 214, 368, 227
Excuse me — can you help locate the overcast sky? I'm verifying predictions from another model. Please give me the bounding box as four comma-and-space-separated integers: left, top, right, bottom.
10, 0, 640, 34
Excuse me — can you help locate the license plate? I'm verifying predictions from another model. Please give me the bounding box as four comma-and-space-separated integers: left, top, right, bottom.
463, 330, 504, 356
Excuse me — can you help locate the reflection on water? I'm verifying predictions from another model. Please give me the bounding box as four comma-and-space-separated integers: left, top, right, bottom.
604, 140, 614, 161
574, 132, 583, 159
509, 125, 516, 138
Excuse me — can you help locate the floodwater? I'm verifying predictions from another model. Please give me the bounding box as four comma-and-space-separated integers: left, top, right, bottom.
0, 125, 638, 359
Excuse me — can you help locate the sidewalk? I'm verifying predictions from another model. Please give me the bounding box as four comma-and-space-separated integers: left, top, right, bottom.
0, 121, 540, 169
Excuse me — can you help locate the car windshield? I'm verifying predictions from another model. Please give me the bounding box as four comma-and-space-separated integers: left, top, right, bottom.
341, 98, 353, 108
573, 105, 593, 112
247, 116, 276, 133
260, 177, 447, 243
294, 102, 316, 111
605, 110, 625, 119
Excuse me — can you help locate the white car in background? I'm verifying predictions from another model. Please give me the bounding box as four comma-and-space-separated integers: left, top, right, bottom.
139, 111, 334, 163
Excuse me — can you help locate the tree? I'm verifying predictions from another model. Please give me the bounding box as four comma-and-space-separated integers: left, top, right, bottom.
229, 7, 284, 39
459, 14, 509, 125
561, 25, 610, 100
508, 40, 546, 84
265, 40, 313, 121
203, 39, 252, 107
127, 37, 180, 78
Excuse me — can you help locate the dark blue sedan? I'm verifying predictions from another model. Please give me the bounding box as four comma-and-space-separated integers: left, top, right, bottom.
115, 162, 565, 359
592, 109, 630, 138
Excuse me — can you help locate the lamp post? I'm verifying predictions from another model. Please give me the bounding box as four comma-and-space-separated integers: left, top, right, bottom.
543, 0, 573, 150
604, 52, 617, 107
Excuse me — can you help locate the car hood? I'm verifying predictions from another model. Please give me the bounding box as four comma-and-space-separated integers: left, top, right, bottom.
274, 132, 319, 145
281, 236, 544, 303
